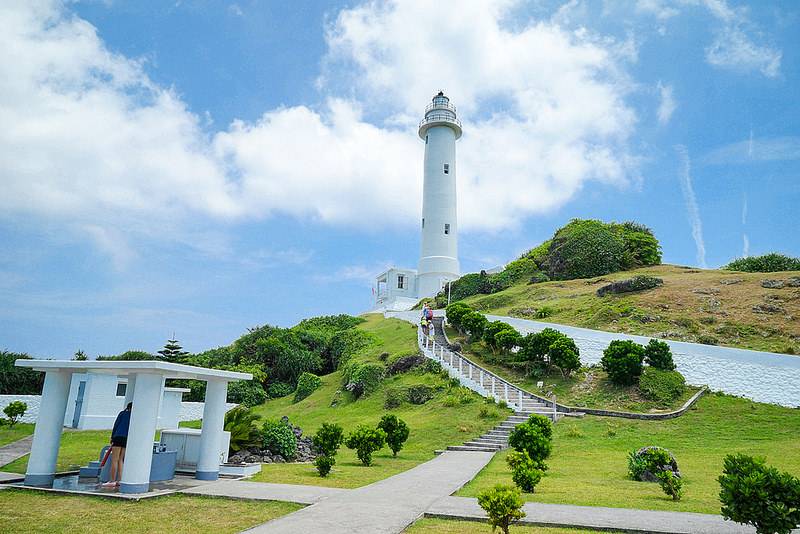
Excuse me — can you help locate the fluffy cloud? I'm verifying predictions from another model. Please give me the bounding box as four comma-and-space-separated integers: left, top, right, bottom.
322, 0, 638, 230
1, 0, 642, 242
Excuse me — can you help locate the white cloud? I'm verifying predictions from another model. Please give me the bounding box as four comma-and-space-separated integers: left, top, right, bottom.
656, 81, 676, 124
0, 0, 641, 260
706, 26, 781, 77
701, 136, 800, 165
322, 0, 638, 230
676, 145, 707, 269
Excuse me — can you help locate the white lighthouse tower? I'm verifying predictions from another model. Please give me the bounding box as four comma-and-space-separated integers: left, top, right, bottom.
417, 91, 462, 298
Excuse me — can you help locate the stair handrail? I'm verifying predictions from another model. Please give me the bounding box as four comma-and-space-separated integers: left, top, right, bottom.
418, 326, 563, 416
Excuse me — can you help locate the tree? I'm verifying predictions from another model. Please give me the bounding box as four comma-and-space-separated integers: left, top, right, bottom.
377, 414, 410, 458
719, 453, 800, 534
345, 424, 386, 466
445, 302, 472, 333
601, 340, 645, 386
312, 422, 345, 477
2, 401, 27, 429
158, 333, 190, 363
644, 339, 675, 370
461, 311, 488, 341
508, 414, 552, 468
549, 337, 581, 378
0, 351, 44, 395
72, 350, 88, 361
478, 484, 527, 534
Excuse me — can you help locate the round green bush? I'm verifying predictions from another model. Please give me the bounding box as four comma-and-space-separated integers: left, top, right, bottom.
294, 372, 322, 403
601, 340, 645, 386
508, 414, 552, 465
506, 451, 544, 493
345, 424, 386, 466
314, 455, 335, 477
261, 420, 297, 459
267, 382, 295, 399
312, 422, 344, 457
723, 252, 800, 273
638, 367, 686, 403
644, 339, 676, 370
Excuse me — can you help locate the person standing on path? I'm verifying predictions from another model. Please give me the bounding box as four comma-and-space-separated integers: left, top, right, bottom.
103, 402, 132, 488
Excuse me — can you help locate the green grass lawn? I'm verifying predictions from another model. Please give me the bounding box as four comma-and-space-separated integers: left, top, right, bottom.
246, 315, 513, 488
0, 423, 34, 448
0, 489, 302, 533
458, 392, 800, 515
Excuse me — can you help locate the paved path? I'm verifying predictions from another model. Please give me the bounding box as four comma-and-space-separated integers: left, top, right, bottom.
187, 450, 495, 534
0, 434, 32, 467
177, 451, 782, 534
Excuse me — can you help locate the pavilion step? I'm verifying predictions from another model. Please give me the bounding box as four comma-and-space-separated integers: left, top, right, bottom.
447, 444, 503, 452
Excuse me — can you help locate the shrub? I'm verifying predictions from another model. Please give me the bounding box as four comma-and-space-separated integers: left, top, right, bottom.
226, 380, 268, 407
0, 351, 44, 395
629, 447, 683, 500
342, 363, 385, 399
312, 422, 344, 477
267, 382, 295, 399
534, 306, 554, 318
601, 340, 645, 386
461, 311, 489, 340
314, 455, 336, 477
719, 453, 800, 534
518, 328, 564, 363
639, 367, 686, 403
224, 406, 261, 452
260, 419, 297, 459
2, 401, 27, 429
294, 372, 322, 403
445, 302, 472, 332
407, 385, 435, 405
478, 484, 527, 534
377, 415, 410, 458
345, 424, 386, 466
723, 253, 800, 273
547, 219, 625, 280
644, 339, 675, 370
506, 450, 544, 492
548, 337, 581, 378
508, 414, 552, 467
312, 422, 344, 457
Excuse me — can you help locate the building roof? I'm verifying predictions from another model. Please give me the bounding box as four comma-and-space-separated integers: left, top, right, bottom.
15, 360, 252, 382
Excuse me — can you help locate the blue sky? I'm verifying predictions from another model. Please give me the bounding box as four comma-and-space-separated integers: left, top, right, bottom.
1, 0, 798, 359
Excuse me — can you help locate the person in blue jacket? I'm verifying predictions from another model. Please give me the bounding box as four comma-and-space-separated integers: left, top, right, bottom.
102, 402, 132, 488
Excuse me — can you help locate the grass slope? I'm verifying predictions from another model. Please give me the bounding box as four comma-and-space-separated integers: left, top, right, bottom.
459, 393, 800, 514
459, 264, 800, 355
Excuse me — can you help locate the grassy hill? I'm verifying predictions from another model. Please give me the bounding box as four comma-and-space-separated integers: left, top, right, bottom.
450, 263, 800, 355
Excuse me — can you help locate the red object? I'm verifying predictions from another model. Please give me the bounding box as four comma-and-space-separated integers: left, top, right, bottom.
99, 447, 112, 467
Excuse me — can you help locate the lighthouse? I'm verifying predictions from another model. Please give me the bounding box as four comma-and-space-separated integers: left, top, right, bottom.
417, 91, 462, 298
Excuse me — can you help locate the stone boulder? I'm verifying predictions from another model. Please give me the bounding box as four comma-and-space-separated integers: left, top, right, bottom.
389, 353, 427, 374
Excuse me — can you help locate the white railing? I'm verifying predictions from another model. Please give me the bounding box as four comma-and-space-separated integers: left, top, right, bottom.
418, 327, 558, 419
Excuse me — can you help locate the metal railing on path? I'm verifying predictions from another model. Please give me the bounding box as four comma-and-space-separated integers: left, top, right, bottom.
417, 326, 563, 418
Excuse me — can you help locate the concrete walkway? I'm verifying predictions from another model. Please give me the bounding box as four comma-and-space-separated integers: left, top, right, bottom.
199, 450, 495, 534
178, 451, 776, 534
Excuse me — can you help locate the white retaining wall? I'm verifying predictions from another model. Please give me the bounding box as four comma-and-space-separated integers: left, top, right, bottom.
388, 310, 800, 408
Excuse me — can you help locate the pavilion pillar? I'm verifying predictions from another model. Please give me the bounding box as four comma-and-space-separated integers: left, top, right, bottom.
196, 378, 227, 480
119, 372, 164, 494
123, 375, 137, 405
25, 370, 71, 486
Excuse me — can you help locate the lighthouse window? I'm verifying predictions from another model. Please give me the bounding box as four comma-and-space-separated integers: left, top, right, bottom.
422, 218, 425, 228
425, 135, 428, 144
444, 223, 450, 235
443, 164, 449, 174
397, 275, 406, 290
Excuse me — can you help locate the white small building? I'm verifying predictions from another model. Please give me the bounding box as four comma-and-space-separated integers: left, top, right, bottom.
63, 372, 188, 430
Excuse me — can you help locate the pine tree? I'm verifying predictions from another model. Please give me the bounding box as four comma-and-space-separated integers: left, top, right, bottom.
158, 333, 189, 363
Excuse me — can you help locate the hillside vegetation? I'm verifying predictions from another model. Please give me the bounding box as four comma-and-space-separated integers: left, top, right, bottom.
449, 263, 800, 355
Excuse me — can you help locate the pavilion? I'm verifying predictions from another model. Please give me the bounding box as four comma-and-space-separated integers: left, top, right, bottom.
15, 360, 251, 494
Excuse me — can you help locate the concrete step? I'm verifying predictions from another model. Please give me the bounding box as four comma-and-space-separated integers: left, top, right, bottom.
462, 441, 502, 450
446, 445, 502, 453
